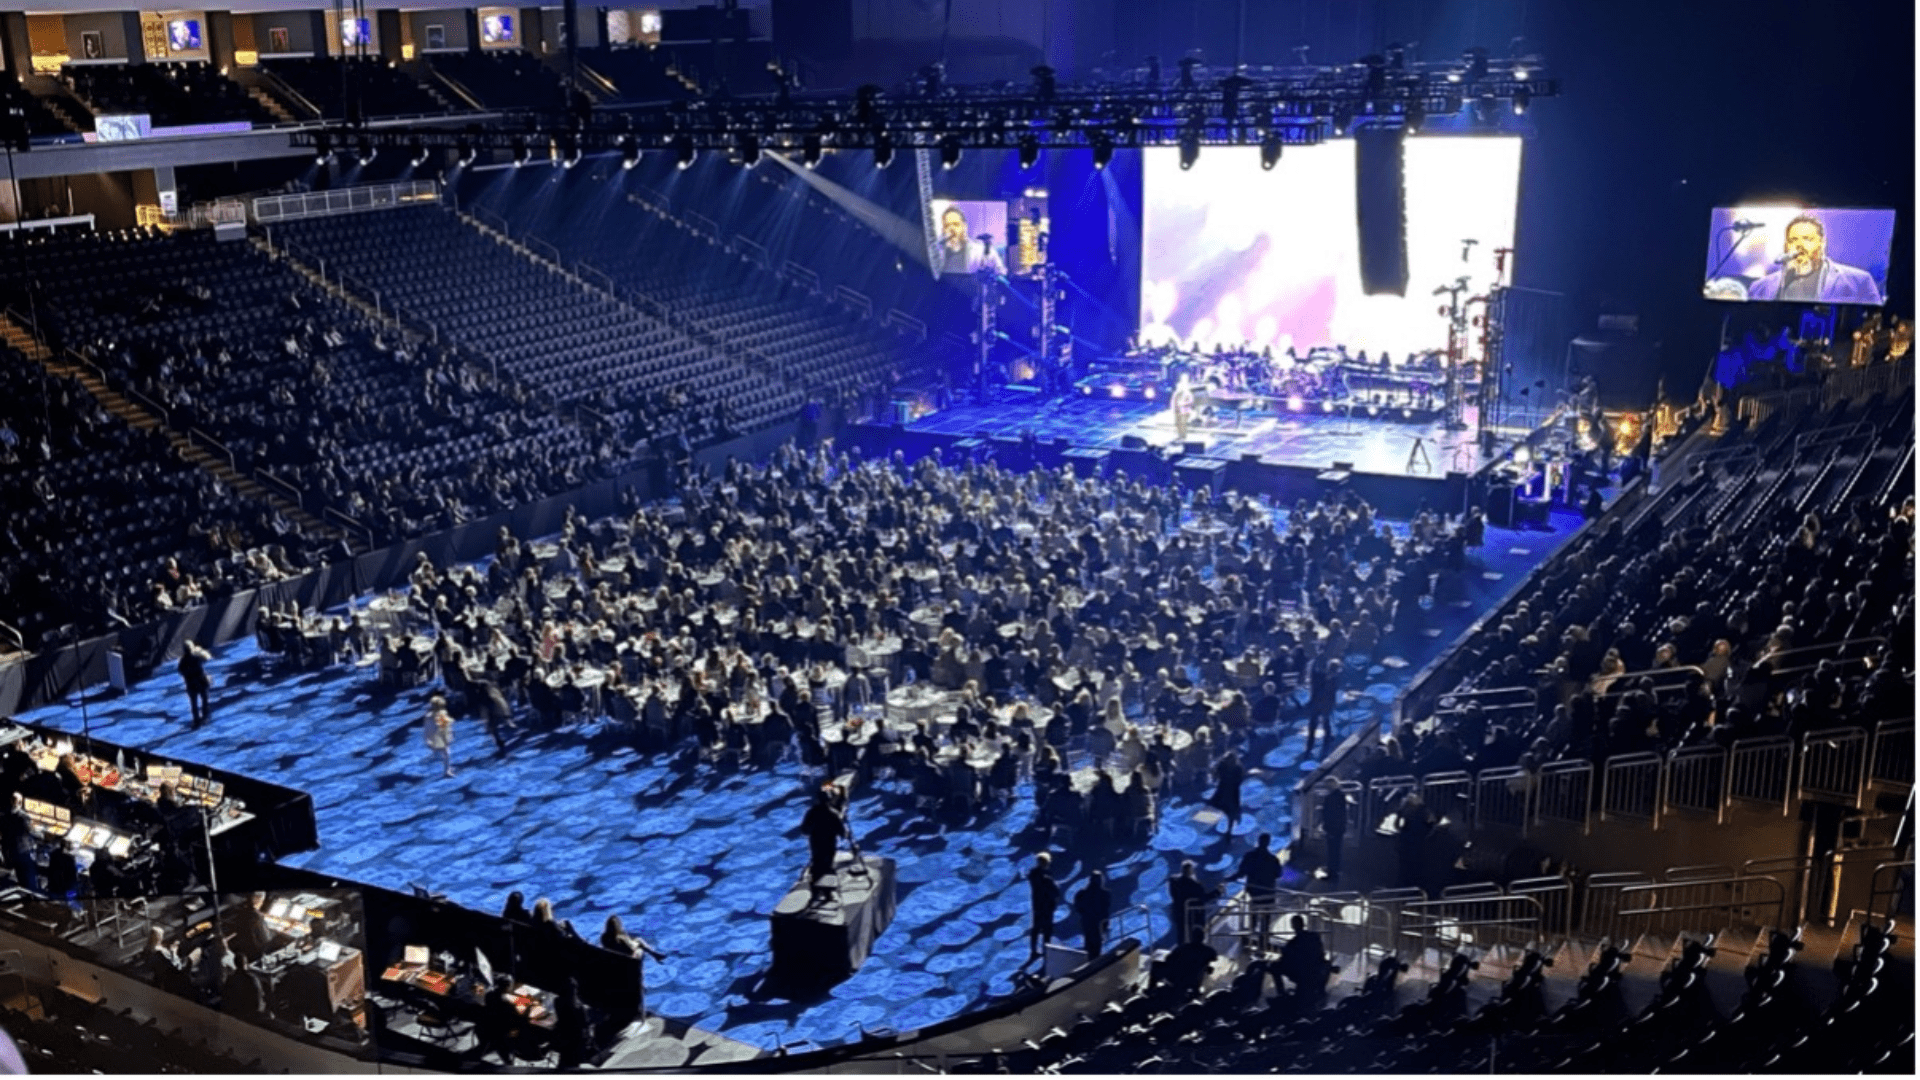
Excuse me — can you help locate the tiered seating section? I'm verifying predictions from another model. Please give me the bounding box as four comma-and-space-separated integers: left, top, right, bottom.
0, 344, 296, 646
424, 50, 568, 111
979, 921, 1909, 1074
0, 72, 79, 138
2, 993, 258, 1074
10, 227, 611, 548
574, 45, 696, 103
274, 207, 802, 447
62, 62, 274, 127
261, 56, 446, 119
471, 187, 905, 407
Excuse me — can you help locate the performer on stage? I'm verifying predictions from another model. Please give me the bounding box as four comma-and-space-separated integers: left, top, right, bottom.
801, 784, 850, 900
1170, 375, 1196, 440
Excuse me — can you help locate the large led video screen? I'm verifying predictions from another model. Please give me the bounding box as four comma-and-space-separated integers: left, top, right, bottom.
1141, 137, 1523, 357
1703, 207, 1892, 306
929, 199, 1008, 277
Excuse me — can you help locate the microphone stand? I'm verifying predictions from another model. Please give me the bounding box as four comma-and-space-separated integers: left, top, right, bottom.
1707, 225, 1759, 282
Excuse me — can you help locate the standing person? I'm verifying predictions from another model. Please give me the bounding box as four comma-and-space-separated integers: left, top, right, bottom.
1231, 832, 1285, 955
475, 974, 524, 1066
1169, 859, 1223, 945
474, 678, 514, 755
1025, 852, 1061, 960
801, 787, 847, 900
1073, 870, 1113, 962
1209, 750, 1246, 836
179, 642, 213, 727
424, 694, 455, 778
1304, 657, 1342, 758
1319, 781, 1351, 882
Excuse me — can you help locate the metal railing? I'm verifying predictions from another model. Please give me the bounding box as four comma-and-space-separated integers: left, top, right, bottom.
1365, 774, 1419, 835
1800, 725, 1871, 805
1578, 871, 1653, 941
252, 180, 438, 223
1868, 719, 1913, 793
1535, 760, 1593, 833
1506, 875, 1574, 936
1419, 770, 1475, 827
1599, 751, 1664, 828
254, 469, 304, 510
1728, 735, 1795, 815
1396, 894, 1544, 955
1473, 765, 1532, 834
1664, 743, 1728, 823
1606, 875, 1786, 941
187, 428, 235, 471
1866, 861, 1912, 923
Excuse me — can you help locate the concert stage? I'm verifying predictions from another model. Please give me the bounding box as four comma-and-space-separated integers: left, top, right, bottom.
864, 396, 1520, 519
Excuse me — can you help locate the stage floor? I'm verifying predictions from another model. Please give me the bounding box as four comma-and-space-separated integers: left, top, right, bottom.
908, 397, 1500, 478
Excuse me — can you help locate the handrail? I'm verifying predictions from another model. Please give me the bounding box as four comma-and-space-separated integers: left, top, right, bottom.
1866, 861, 1913, 923
254, 468, 304, 510
255, 65, 323, 121
324, 507, 374, 552
471, 204, 513, 237
188, 427, 235, 471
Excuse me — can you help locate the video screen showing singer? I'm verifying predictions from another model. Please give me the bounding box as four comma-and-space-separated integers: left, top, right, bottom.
1745, 214, 1883, 305
936, 207, 1006, 277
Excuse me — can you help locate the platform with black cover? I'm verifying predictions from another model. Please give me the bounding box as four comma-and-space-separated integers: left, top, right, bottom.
768, 852, 896, 988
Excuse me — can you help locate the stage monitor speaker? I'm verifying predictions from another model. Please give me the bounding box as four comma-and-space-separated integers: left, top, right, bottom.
1241, 453, 1261, 464
1354, 127, 1408, 296
1182, 439, 1209, 455
1332, 461, 1354, 473
1121, 434, 1150, 451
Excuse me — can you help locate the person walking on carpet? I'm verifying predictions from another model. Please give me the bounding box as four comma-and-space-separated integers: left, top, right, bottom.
424, 694, 456, 778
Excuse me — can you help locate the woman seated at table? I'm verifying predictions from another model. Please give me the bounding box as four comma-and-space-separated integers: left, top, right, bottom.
1039, 773, 1083, 833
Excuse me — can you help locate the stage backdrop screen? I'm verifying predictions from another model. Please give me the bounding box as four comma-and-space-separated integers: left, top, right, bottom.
1703, 207, 1892, 306
929, 199, 1009, 277
1140, 137, 1522, 357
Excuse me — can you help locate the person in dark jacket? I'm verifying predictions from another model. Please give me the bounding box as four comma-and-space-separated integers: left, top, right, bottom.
1073, 870, 1112, 962
1025, 853, 1061, 959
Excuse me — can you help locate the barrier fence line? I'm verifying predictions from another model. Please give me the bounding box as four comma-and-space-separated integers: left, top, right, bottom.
1473, 766, 1532, 835
1664, 743, 1728, 824
1535, 760, 1592, 834
1868, 718, 1914, 793
1599, 751, 1664, 829
1728, 735, 1795, 815
1612, 876, 1786, 941
1800, 726, 1870, 806
1577, 871, 1652, 943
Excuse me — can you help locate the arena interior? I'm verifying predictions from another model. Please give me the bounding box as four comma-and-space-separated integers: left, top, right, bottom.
0, 0, 1911, 1073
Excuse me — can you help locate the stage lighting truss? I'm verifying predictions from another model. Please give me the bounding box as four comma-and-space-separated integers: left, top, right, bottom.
287, 55, 1550, 165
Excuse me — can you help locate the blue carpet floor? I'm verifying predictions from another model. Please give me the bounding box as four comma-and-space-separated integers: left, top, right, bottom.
19, 510, 1583, 1052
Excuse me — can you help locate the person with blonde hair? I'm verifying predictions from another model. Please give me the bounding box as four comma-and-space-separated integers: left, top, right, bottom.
424, 694, 455, 777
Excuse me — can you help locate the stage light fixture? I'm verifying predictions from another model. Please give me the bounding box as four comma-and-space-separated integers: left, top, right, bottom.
456, 140, 477, 167
738, 132, 761, 167
1259, 132, 1282, 169
511, 139, 530, 168
556, 134, 581, 168
1178, 132, 1200, 170
619, 136, 640, 169
313, 134, 331, 166
802, 132, 824, 168
1091, 134, 1114, 170
1405, 100, 1425, 133
673, 134, 696, 169
356, 137, 376, 166
1512, 87, 1530, 115
873, 133, 894, 169
408, 140, 428, 167
1332, 106, 1353, 136
939, 134, 962, 169
1018, 134, 1039, 170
